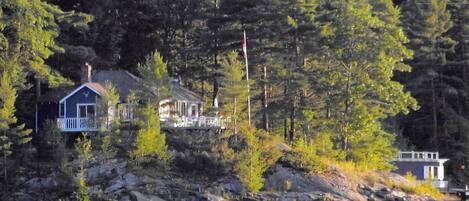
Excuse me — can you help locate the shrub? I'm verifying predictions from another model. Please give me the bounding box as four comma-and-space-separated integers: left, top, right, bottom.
227, 123, 282, 193
285, 137, 329, 174
390, 172, 443, 200
131, 104, 169, 163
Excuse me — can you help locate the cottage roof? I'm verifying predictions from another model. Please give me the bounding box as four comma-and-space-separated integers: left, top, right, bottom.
171, 84, 203, 103
91, 70, 142, 99
39, 70, 204, 104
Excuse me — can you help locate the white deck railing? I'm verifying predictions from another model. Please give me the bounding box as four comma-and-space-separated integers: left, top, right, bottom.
395, 151, 440, 162
162, 116, 225, 129
57, 117, 99, 132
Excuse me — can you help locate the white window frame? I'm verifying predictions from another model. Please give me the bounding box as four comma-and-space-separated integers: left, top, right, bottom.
59, 102, 65, 117
77, 103, 96, 119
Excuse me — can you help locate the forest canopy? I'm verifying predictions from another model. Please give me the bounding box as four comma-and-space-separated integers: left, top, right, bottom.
2, 0, 469, 188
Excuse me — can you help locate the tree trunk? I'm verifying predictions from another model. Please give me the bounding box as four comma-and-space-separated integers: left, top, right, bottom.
262, 65, 269, 131
213, 79, 219, 107
431, 78, 438, 147
289, 95, 296, 141
342, 65, 352, 152
3, 131, 7, 188
283, 80, 289, 140
233, 97, 237, 143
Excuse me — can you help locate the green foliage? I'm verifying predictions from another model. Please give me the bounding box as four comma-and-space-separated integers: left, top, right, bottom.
75, 134, 92, 201
137, 50, 171, 102
303, 0, 416, 169
0, 71, 31, 183
219, 51, 248, 137
286, 137, 329, 174
76, 173, 90, 201
100, 135, 116, 162
0, 0, 71, 87
75, 134, 93, 170
131, 104, 169, 162
232, 124, 282, 193
96, 81, 120, 130
390, 172, 443, 200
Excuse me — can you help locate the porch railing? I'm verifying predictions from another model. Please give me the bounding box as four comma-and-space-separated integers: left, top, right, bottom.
162, 116, 225, 129
395, 151, 440, 162
57, 117, 99, 132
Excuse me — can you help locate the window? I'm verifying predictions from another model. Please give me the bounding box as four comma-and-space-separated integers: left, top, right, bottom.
59, 103, 65, 117
78, 104, 96, 118
191, 105, 197, 116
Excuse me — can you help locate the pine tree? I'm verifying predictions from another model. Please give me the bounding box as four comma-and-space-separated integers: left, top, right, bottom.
75, 134, 92, 201
400, 0, 457, 148
219, 51, 248, 140
308, 0, 416, 168
131, 104, 169, 162
234, 123, 281, 193
0, 0, 72, 87
0, 72, 31, 185
137, 50, 171, 102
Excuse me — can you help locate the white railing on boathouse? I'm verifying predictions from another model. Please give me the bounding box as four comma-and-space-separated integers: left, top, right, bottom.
57, 117, 99, 132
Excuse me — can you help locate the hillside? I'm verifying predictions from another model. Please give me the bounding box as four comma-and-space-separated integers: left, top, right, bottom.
3, 130, 452, 201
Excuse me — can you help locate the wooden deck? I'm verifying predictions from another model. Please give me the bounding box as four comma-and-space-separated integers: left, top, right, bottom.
161, 116, 226, 130
57, 117, 99, 132
57, 116, 225, 132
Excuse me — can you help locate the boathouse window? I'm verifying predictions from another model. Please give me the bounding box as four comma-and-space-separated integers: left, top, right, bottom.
59, 103, 65, 117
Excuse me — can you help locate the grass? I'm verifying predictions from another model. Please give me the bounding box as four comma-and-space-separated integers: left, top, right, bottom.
310, 158, 444, 200
387, 172, 444, 200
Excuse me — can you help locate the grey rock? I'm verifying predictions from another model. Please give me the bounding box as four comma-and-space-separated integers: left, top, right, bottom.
130, 191, 166, 201
120, 195, 132, 201
263, 166, 335, 194
203, 193, 227, 201
24, 174, 60, 191
105, 178, 125, 193
13, 192, 35, 201
124, 173, 143, 189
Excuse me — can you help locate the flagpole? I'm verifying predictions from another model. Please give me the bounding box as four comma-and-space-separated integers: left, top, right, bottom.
243, 30, 251, 126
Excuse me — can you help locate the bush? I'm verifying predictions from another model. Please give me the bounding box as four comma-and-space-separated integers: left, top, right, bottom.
131, 104, 169, 163
390, 172, 443, 200
223, 123, 282, 193
285, 137, 329, 174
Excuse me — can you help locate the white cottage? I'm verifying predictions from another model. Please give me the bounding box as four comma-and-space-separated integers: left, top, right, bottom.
159, 80, 224, 128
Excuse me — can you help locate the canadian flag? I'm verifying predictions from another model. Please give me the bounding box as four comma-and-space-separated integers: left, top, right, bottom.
242, 30, 248, 62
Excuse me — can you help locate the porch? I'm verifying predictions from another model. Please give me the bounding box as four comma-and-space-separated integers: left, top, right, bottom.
161, 116, 226, 129
57, 115, 225, 132
57, 117, 99, 132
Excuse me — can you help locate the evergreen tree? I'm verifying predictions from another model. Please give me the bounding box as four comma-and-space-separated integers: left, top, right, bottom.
0, 72, 31, 185
137, 50, 171, 102
309, 0, 416, 168
219, 51, 248, 140
233, 123, 281, 193
0, 0, 71, 87
75, 135, 92, 201
131, 104, 169, 162
400, 0, 457, 148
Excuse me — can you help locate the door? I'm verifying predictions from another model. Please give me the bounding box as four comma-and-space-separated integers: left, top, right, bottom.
77, 104, 96, 129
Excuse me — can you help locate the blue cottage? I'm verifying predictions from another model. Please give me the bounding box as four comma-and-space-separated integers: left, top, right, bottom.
36, 70, 224, 132
392, 151, 449, 190
36, 70, 142, 132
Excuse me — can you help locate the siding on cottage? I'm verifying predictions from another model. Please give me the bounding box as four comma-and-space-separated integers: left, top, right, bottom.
392, 161, 440, 180
64, 87, 100, 117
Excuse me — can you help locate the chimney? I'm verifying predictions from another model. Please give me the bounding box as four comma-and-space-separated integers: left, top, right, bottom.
83, 62, 92, 83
